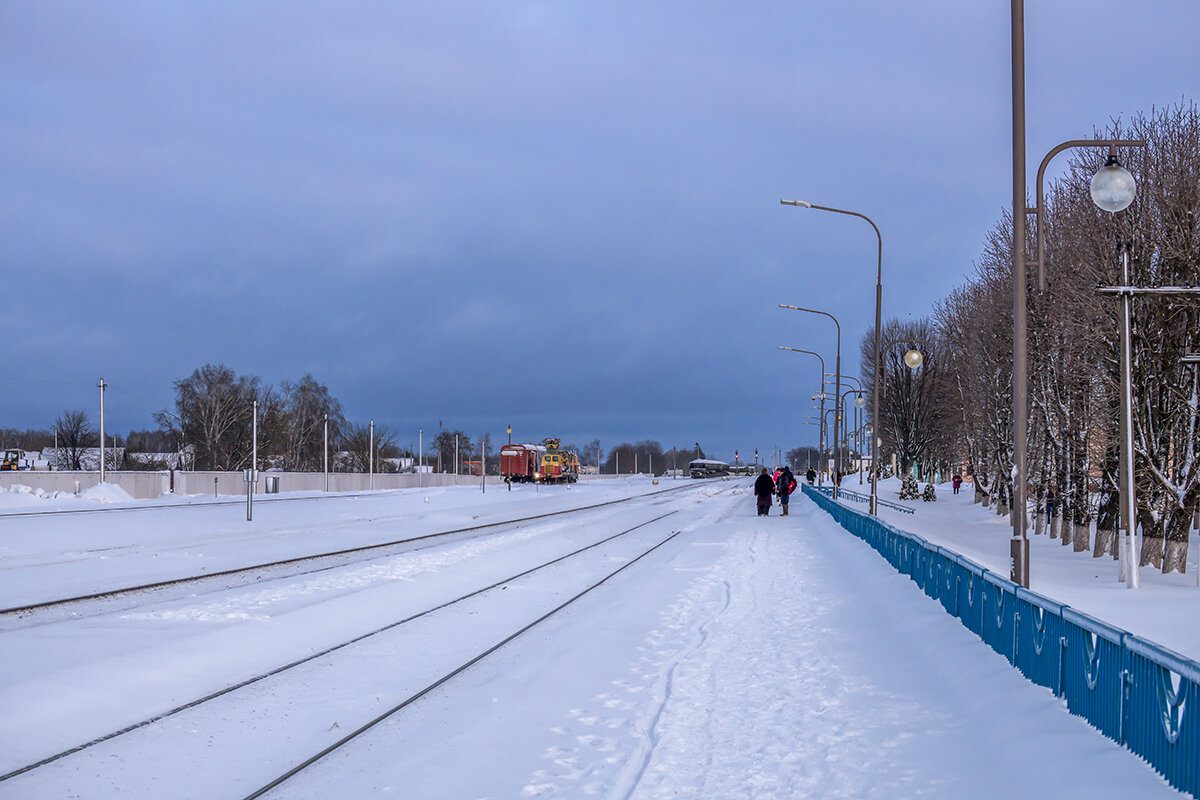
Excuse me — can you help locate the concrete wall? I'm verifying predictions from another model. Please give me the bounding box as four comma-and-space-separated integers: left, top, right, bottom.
0, 470, 513, 499
0, 470, 626, 500
0, 471, 171, 499
173, 471, 504, 496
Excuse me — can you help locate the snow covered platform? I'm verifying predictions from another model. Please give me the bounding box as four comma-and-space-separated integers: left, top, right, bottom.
0, 479, 1184, 798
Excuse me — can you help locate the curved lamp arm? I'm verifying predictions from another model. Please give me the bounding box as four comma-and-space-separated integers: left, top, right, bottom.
1027, 139, 1146, 292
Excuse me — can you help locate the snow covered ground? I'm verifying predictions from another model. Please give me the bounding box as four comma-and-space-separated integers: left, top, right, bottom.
0, 477, 1186, 798
862, 476, 1200, 661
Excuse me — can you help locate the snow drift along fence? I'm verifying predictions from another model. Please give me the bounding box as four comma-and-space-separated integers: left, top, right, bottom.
803, 483, 1200, 798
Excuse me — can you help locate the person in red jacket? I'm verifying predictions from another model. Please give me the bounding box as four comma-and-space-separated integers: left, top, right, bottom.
754, 468, 775, 516
775, 465, 798, 516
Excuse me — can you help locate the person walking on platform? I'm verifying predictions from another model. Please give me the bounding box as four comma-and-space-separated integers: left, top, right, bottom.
806, 467, 816, 485
776, 465, 797, 516
754, 467, 775, 516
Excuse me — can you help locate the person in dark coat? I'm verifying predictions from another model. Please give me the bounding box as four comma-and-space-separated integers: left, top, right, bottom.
805, 467, 816, 485
776, 466, 798, 516
952, 474, 963, 494
754, 467, 775, 516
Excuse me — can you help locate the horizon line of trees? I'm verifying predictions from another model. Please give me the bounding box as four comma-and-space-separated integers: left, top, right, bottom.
2, 367, 752, 477
856, 102, 1199, 574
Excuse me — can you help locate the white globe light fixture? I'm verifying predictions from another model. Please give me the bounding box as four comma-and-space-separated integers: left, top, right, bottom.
1090, 154, 1137, 213
903, 349, 924, 369
854, 394, 867, 409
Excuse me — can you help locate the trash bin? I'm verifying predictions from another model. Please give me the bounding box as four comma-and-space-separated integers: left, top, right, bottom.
265, 475, 280, 494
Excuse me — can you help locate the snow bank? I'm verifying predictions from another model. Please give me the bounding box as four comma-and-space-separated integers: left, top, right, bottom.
78, 482, 136, 504
0, 481, 135, 508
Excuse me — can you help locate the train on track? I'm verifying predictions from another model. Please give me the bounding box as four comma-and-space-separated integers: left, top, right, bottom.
688, 458, 730, 478
500, 438, 580, 484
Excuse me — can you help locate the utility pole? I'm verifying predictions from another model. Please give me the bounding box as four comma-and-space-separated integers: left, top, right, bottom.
247, 399, 257, 521
97, 378, 106, 482
369, 419, 375, 490
323, 414, 329, 492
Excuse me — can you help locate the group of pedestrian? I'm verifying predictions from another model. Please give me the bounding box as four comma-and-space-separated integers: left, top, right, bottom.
754, 465, 798, 516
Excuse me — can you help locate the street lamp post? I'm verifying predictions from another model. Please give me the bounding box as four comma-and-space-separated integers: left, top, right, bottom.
1010, 0, 1032, 587
839, 388, 864, 480
833, 375, 867, 483
779, 306, 841, 498
1185, 354, 1200, 585
871, 338, 925, 497
1024, 133, 1173, 588
804, 411, 826, 482
778, 345, 827, 478
1008, 0, 1146, 588
1096, 273, 1200, 587
780, 200, 882, 511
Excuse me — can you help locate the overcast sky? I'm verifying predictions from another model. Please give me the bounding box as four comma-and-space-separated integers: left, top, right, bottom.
2, 1, 1197, 461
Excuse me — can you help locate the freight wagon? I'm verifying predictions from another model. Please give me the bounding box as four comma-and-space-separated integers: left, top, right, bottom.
500, 443, 545, 483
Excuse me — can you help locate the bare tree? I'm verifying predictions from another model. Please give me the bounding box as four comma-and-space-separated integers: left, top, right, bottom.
54, 410, 95, 470
278, 375, 344, 471
431, 429, 472, 474
341, 422, 397, 474
156, 364, 279, 471
926, 102, 1200, 574
860, 318, 951, 480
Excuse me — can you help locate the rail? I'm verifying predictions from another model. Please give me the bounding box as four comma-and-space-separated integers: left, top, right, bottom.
1, 481, 699, 617
802, 483, 1200, 799
812, 485, 914, 514
1, 507, 682, 784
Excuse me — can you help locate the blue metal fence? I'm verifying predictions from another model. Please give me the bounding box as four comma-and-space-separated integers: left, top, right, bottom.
802, 483, 1200, 798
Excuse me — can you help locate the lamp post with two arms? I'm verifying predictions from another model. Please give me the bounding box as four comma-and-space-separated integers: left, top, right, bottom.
778, 307, 841, 498
780, 199, 883, 511
1024, 137, 1154, 588
779, 345, 829, 480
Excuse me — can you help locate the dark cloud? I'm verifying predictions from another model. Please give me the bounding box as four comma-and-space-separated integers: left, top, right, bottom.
1, 1, 1196, 458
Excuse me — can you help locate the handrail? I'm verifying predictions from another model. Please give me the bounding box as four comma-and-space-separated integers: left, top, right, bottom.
813, 485, 914, 514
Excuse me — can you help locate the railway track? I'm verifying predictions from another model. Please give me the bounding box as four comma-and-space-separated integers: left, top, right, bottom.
0, 481, 697, 621
243, 523, 683, 799
0, 504, 683, 788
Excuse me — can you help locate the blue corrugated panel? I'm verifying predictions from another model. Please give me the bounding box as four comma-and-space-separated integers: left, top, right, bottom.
955, 557, 985, 636
1124, 636, 1200, 796
980, 572, 1016, 663
936, 550, 965, 617
1013, 587, 1067, 693
1061, 608, 1128, 742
